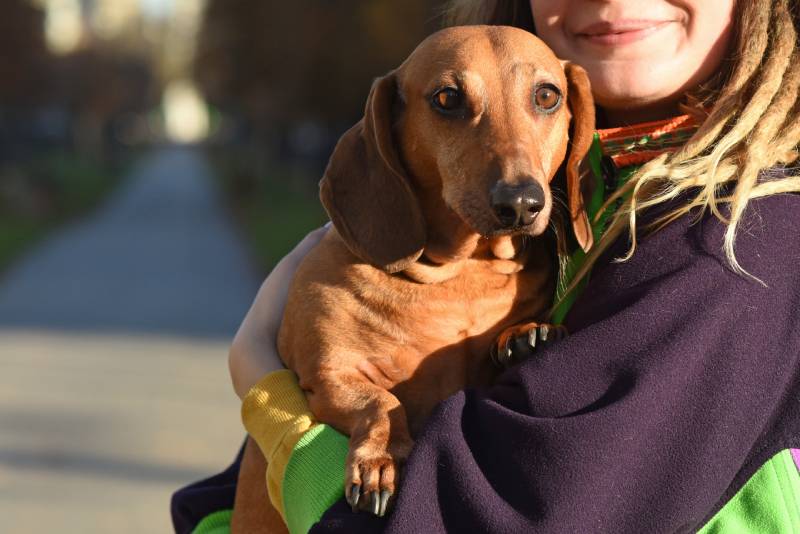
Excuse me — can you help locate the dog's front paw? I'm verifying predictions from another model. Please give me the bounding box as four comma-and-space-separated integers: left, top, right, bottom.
345, 437, 412, 517
493, 322, 568, 367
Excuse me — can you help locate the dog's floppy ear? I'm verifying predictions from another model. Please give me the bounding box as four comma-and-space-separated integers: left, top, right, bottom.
563, 62, 595, 252
320, 71, 426, 272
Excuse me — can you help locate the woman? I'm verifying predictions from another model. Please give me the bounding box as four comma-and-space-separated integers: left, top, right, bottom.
174, 0, 800, 532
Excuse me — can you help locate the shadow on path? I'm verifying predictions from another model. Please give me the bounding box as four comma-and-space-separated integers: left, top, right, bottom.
0, 447, 213, 485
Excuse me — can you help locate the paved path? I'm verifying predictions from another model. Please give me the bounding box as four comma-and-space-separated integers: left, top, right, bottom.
0, 147, 262, 533
0, 147, 259, 337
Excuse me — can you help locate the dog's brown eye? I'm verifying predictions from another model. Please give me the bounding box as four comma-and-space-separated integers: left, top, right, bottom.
432, 88, 462, 112
534, 84, 561, 112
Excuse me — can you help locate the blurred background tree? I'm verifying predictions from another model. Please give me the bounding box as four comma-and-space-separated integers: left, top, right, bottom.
2, 0, 160, 160
0, 0, 49, 109
193, 0, 446, 269
195, 0, 442, 163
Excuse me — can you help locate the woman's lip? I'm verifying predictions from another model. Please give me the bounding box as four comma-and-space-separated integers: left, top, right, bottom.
575, 20, 673, 45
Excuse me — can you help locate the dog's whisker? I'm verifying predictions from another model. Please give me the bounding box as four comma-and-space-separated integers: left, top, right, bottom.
551, 195, 569, 214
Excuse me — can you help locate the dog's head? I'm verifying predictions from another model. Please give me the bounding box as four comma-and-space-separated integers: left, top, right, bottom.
321, 25, 595, 273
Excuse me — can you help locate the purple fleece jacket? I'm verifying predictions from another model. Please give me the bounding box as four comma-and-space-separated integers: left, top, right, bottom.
310, 189, 800, 533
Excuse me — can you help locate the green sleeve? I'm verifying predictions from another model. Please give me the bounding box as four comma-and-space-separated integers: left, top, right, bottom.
698, 449, 800, 533
191, 510, 233, 534
282, 424, 349, 534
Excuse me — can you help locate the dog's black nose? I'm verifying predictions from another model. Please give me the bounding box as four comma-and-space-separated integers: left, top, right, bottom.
490, 181, 545, 228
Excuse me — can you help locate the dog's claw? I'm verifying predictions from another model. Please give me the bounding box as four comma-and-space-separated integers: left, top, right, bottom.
347, 483, 360, 512
493, 335, 513, 366
371, 492, 380, 516
503, 336, 513, 362
378, 490, 392, 517
496, 323, 568, 368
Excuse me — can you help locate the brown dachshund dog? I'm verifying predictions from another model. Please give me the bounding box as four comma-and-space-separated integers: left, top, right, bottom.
234, 24, 595, 529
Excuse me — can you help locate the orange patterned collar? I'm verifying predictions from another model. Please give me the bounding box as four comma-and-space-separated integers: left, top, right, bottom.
596, 114, 701, 168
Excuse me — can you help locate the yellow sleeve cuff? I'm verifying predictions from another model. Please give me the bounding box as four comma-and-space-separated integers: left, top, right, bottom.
241, 369, 317, 520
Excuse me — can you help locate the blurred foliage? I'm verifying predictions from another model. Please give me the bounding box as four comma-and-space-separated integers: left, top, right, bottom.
51, 48, 155, 129
195, 0, 445, 132
0, 0, 156, 140
0, 0, 49, 106
209, 149, 328, 272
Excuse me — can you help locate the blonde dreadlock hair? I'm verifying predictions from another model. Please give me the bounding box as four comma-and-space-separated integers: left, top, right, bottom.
445, 0, 800, 297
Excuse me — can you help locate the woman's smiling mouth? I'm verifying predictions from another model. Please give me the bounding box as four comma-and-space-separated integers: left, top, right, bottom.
576, 20, 674, 45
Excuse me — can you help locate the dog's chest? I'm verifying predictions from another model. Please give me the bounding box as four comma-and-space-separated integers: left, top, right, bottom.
403, 265, 539, 338
384, 268, 548, 432
376, 258, 553, 417
397, 241, 553, 340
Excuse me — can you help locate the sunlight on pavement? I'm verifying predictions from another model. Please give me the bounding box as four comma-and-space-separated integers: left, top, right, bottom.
0, 330, 243, 534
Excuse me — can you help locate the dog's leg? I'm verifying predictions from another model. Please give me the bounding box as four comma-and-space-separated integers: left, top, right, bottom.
231, 437, 289, 534
304, 372, 413, 517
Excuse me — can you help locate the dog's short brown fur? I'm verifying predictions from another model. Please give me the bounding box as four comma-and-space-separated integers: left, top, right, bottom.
233, 25, 594, 528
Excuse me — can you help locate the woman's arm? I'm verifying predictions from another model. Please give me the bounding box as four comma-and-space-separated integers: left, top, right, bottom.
229, 225, 333, 524
229, 225, 329, 399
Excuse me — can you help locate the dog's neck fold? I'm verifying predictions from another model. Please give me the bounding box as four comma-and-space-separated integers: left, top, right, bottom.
403, 220, 529, 284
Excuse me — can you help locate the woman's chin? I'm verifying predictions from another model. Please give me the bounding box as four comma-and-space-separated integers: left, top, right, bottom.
587, 77, 687, 124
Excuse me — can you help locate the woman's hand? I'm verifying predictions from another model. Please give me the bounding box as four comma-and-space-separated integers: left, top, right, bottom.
229, 224, 329, 399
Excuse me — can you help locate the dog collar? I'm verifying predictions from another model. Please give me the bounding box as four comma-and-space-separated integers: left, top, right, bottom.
596, 113, 701, 169
585, 113, 703, 226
